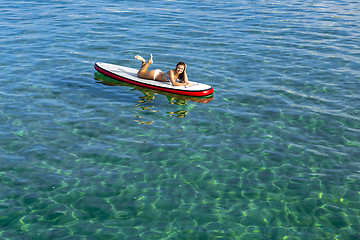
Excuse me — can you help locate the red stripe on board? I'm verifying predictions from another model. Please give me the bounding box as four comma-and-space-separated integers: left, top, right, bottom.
94, 63, 214, 97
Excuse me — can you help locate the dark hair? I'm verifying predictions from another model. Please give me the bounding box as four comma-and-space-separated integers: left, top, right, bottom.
175, 62, 186, 81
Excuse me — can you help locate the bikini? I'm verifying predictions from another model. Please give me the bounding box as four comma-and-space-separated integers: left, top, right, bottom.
165, 74, 171, 82
165, 73, 182, 83
153, 69, 162, 80
153, 70, 182, 83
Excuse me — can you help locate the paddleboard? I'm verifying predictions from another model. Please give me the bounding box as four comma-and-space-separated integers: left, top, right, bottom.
94, 62, 214, 97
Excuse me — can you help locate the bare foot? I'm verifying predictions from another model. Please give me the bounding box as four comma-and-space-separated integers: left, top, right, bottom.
148, 54, 153, 64
135, 55, 145, 64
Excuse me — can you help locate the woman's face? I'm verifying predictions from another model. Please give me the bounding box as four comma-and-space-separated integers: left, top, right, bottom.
176, 65, 185, 73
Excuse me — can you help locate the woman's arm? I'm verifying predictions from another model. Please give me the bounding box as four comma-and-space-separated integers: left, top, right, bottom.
169, 70, 188, 86
182, 64, 191, 86
183, 70, 190, 85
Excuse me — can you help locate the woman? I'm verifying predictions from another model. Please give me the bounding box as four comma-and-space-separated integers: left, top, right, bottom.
135, 54, 191, 86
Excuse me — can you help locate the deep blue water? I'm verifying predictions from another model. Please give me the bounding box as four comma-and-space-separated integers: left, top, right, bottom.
1, 0, 359, 239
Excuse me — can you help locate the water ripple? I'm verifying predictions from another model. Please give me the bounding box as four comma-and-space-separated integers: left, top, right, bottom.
0, 0, 359, 239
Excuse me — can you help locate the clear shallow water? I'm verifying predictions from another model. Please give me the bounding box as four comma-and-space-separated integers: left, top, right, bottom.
1, 0, 359, 239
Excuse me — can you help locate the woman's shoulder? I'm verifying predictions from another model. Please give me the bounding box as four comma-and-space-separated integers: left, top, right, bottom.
166, 69, 174, 76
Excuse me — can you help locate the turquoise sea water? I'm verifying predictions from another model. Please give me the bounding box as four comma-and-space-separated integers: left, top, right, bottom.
1, 0, 359, 239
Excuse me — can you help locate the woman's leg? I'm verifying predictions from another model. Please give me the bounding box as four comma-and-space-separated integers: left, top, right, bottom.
136, 54, 156, 79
